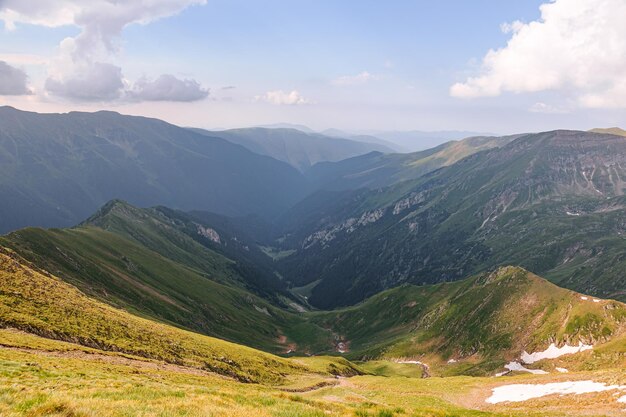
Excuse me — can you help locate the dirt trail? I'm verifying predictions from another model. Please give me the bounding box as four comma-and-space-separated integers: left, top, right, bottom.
278, 380, 339, 392
0, 344, 225, 378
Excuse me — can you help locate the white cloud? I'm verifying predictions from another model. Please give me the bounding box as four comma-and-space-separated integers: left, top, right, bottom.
45, 62, 124, 101
332, 71, 377, 86
0, 0, 207, 102
529, 102, 568, 114
255, 90, 310, 105
0, 61, 31, 95
129, 74, 209, 102
450, 0, 626, 108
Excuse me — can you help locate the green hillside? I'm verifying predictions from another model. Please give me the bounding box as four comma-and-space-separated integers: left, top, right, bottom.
0, 249, 304, 383
0, 212, 332, 354
275, 130, 626, 307
306, 134, 522, 191
313, 267, 626, 375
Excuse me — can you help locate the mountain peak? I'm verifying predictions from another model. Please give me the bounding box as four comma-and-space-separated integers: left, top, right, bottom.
82, 199, 139, 226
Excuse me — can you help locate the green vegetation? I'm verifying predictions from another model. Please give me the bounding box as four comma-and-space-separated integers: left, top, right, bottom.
0, 249, 305, 383
1, 328, 625, 416
311, 267, 626, 374
276, 130, 626, 307
306, 134, 521, 191
0, 206, 333, 354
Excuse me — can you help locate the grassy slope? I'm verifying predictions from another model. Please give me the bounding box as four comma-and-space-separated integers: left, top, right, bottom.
0, 226, 332, 355
278, 130, 626, 307
312, 267, 626, 375
1, 328, 625, 416
306, 134, 521, 191
0, 249, 309, 383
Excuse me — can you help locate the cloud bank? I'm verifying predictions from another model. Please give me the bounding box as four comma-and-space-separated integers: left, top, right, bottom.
450, 0, 626, 108
129, 75, 209, 102
0, 0, 208, 102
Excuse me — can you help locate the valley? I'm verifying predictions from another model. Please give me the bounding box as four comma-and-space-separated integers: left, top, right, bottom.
0, 109, 625, 416
2, 2, 625, 415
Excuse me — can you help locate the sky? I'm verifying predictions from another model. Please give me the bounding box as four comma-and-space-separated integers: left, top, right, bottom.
0, 0, 624, 134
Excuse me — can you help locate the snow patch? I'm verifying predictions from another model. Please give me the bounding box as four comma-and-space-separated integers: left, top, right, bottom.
486, 381, 626, 404
447, 359, 457, 364
566, 211, 581, 216
496, 361, 548, 376
618, 395, 626, 403
555, 367, 569, 373
580, 296, 588, 300
593, 298, 601, 303
397, 360, 426, 365
521, 342, 593, 364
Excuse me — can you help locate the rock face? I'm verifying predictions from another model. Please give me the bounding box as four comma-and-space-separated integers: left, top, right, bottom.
197, 225, 221, 244
276, 130, 626, 308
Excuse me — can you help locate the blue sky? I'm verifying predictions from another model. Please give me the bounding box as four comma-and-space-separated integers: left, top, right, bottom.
0, 0, 624, 134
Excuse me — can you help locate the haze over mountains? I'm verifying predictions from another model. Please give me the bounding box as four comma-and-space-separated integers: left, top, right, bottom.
0, 107, 502, 233
1, 106, 626, 415
2, 107, 626, 312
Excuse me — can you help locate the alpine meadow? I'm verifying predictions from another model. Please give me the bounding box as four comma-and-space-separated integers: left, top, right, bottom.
0, 1, 625, 416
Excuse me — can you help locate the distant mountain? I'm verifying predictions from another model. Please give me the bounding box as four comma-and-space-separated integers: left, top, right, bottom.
320, 128, 406, 152
0, 107, 309, 233
368, 130, 495, 152
307, 134, 522, 191
255, 122, 316, 133
274, 130, 626, 308
193, 127, 396, 171
590, 127, 626, 137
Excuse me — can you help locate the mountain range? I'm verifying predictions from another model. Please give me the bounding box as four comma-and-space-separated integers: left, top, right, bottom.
273, 130, 626, 307
0, 106, 310, 233
1, 107, 626, 415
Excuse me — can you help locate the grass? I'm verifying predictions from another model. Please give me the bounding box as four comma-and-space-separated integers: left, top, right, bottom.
0, 226, 334, 355
311, 267, 626, 375
1, 332, 624, 417
0, 249, 314, 383
0, 251, 625, 415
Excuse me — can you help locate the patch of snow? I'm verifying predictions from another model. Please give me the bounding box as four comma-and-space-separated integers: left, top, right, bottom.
521, 342, 593, 364
397, 360, 426, 365
566, 211, 581, 216
593, 298, 601, 303
555, 367, 569, 373
447, 359, 457, 364
618, 395, 626, 403
580, 296, 589, 300
486, 381, 626, 404
496, 361, 548, 376
336, 342, 348, 353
